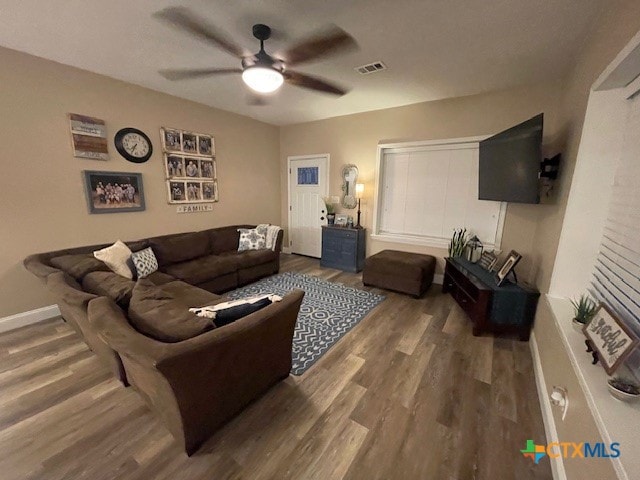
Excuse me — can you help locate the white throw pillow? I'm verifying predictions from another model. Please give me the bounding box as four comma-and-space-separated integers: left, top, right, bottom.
238, 228, 266, 251
93, 240, 133, 279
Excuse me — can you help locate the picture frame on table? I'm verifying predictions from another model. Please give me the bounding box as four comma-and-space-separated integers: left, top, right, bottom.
583, 304, 639, 375
495, 250, 522, 286
83, 170, 145, 214
478, 251, 498, 271
335, 214, 348, 227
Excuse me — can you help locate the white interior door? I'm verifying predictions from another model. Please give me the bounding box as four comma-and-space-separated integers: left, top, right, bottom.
288, 155, 329, 258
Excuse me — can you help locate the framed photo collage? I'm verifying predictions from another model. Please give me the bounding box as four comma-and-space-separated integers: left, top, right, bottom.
161, 127, 218, 204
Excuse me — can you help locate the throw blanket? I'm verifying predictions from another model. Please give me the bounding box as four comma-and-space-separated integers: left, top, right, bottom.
189, 294, 282, 319
258, 224, 282, 251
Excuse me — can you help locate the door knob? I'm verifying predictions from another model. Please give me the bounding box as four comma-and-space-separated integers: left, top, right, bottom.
320, 216, 325, 221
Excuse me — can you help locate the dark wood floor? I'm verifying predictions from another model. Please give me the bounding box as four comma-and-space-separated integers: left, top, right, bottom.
0, 254, 551, 479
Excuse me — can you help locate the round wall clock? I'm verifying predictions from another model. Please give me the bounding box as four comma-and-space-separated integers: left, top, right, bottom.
114, 127, 153, 163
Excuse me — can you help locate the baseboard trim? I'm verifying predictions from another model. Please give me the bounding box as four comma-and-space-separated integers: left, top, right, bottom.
282, 247, 292, 254
530, 332, 567, 480
0, 305, 61, 334
433, 273, 444, 285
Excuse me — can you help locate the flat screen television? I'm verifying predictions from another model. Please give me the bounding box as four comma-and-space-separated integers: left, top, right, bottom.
479, 113, 543, 204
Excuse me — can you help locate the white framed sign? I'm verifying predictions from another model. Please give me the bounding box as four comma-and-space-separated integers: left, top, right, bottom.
583, 304, 639, 375
176, 204, 213, 214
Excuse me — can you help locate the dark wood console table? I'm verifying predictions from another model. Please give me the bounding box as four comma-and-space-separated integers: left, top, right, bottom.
442, 257, 539, 340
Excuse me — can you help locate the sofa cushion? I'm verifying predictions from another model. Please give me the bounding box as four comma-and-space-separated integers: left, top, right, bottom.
149, 231, 210, 267
220, 249, 278, 269
127, 279, 221, 343
145, 270, 175, 286
47, 271, 97, 307
49, 254, 110, 280
82, 271, 136, 309
208, 225, 253, 254
126, 239, 150, 253
93, 240, 134, 279
163, 254, 238, 285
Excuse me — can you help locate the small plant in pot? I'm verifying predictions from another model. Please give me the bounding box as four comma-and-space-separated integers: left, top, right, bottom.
322, 197, 337, 225
570, 294, 597, 332
448, 228, 468, 258
607, 377, 640, 402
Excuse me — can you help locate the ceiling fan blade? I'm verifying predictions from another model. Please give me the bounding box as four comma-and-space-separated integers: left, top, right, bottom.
284, 70, 348, 96
154, 7, 247, 59
159, 67, 242, 81
280, 25, 357, 66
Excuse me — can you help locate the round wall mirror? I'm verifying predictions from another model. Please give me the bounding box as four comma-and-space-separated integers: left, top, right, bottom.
341, 164, 359, 209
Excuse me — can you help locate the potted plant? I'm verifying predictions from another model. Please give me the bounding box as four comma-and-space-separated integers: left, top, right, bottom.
448, 228, 468, 258
607, 377, 640, 402
322, 196, 337, 225
570, 294, 597, 332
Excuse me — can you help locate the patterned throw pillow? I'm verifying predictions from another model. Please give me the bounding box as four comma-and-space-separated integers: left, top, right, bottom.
131, 247, 159, 279
238, 228, 266, 251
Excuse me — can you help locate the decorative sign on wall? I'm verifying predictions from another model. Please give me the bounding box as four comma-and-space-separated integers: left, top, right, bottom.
583, 305, 639, 374
176, 204, 214, 214
69, 114, 109, 160
160, 127, 217, 205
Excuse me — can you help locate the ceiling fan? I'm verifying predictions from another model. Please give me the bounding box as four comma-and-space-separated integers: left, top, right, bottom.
154, 7, 356, 97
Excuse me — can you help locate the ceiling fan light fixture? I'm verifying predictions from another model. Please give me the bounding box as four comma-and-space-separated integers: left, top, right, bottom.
242, 66, 284, 93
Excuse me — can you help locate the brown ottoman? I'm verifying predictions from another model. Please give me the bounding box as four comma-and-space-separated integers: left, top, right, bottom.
363, 250, 436, 298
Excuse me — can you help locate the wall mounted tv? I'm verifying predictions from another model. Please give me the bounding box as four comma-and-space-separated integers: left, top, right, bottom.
479, 113, 543, 204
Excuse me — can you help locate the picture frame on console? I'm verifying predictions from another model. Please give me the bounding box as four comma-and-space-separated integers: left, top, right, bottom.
83, 170, 145, 214
583, 304, 639, 375
495, 250, 522, 286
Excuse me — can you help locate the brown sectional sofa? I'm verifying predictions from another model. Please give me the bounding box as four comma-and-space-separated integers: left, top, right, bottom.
24, 225, 304, 455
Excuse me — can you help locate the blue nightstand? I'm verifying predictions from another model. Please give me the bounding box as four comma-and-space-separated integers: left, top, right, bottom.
320, 226, 366, 273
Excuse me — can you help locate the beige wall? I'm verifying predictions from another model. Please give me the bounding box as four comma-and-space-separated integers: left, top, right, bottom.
0, 47, 280, 318
529, 0, 640, 293
280, 82, 565, 281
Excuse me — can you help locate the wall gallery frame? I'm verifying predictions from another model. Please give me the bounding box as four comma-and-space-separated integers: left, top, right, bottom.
83, 170, 145, 214
160, 127, 214, 156
160, 127, 217, 204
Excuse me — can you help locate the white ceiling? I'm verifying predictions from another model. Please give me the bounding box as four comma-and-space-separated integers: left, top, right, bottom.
0, 0, 605, 125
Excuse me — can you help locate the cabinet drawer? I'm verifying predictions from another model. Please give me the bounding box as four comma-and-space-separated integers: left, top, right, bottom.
455, 287, 477, 318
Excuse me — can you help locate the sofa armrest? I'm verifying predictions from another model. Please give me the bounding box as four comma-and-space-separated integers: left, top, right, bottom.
275, 229, 284, 253
24, 253, 59, 280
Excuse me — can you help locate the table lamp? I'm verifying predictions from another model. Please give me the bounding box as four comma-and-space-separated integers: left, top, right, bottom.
355, 183, 364, 228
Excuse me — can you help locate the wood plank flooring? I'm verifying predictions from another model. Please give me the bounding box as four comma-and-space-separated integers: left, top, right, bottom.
0, 254, 552, 479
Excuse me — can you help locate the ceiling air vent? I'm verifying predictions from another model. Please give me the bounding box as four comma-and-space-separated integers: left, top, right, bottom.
355, 61, 387, 75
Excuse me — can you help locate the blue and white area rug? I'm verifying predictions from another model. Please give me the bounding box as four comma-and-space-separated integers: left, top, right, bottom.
227, 272, 385, 375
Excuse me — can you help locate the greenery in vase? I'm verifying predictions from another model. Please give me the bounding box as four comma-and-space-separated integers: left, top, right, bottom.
570, 294, 598, 324
322, 196, 337, 214
608, 377, 640, 395
448, 228, 468, 258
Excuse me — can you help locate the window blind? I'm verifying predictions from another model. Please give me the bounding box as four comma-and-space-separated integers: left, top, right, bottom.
377, 142, 504, 247
589, 93, 640, 362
